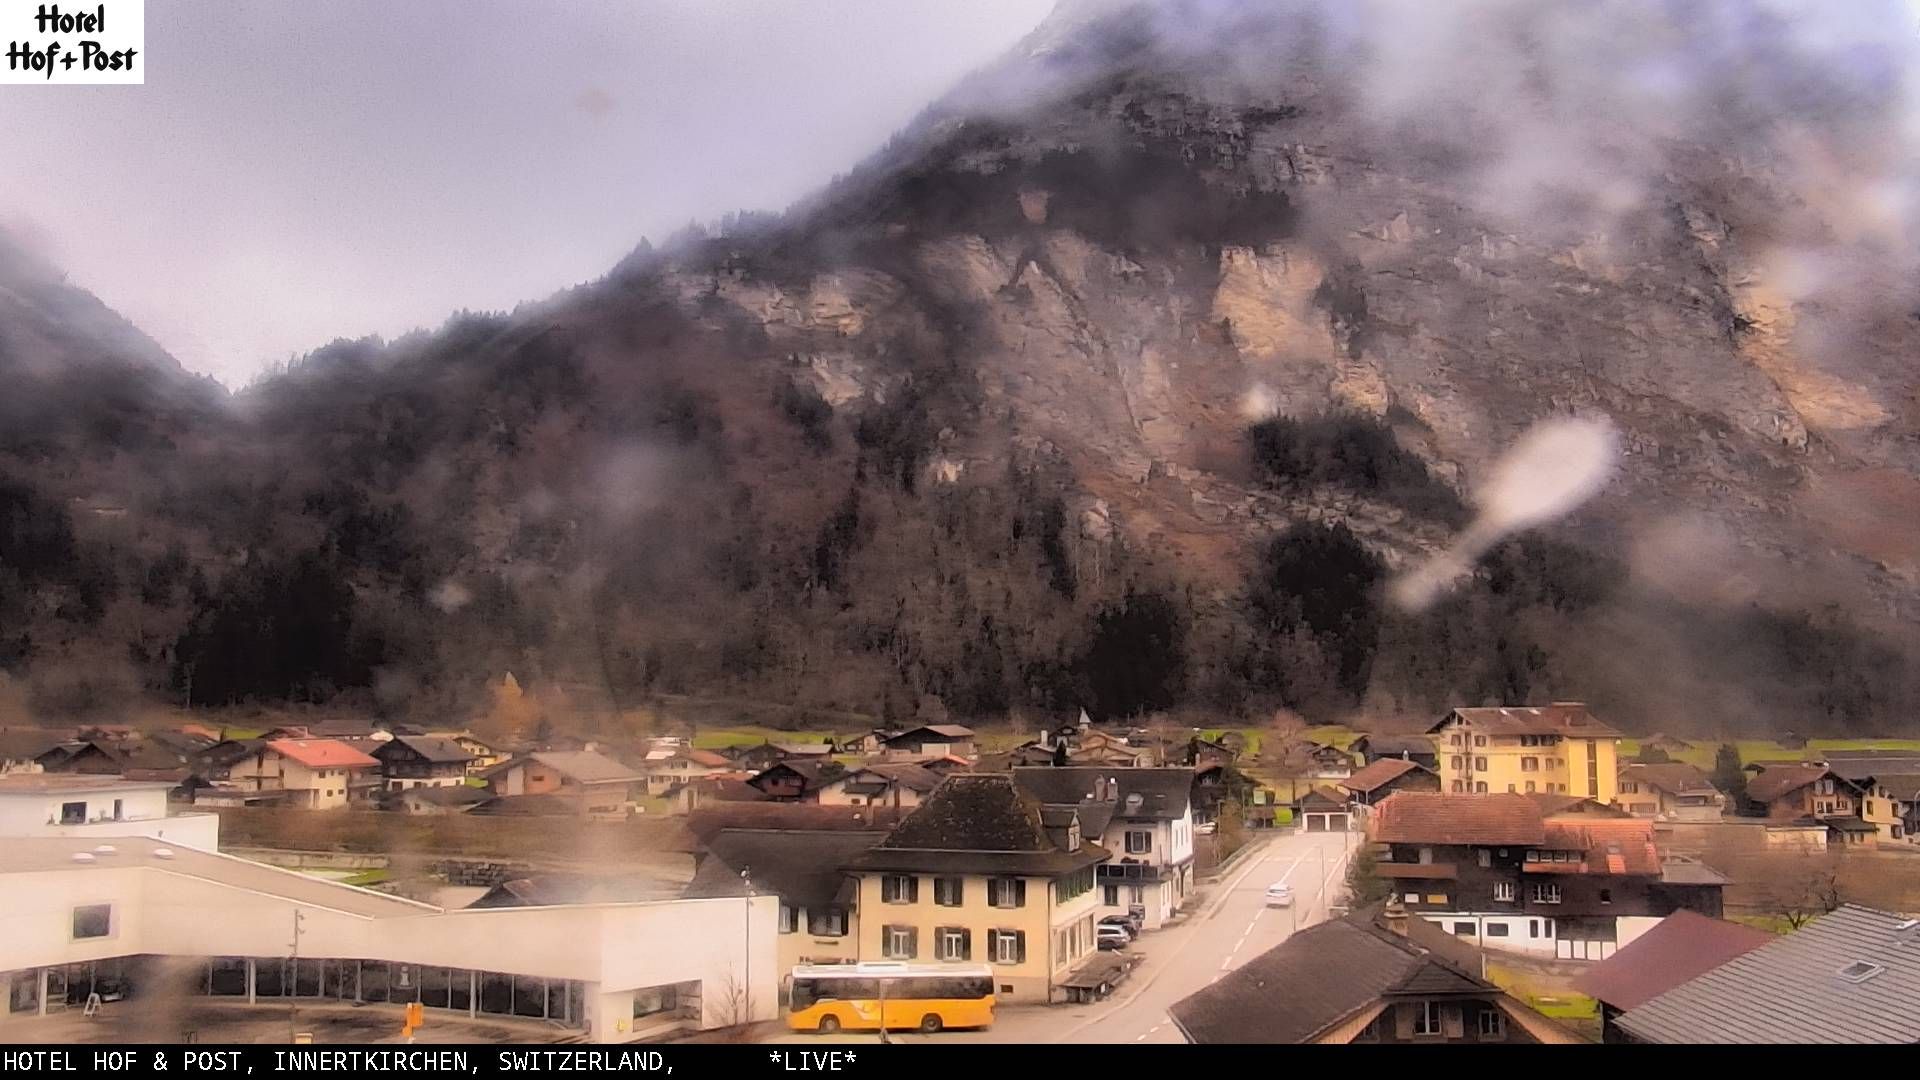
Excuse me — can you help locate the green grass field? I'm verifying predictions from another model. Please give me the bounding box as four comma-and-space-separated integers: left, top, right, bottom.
688, 727, 841, 750
1618, 736, 1920, 770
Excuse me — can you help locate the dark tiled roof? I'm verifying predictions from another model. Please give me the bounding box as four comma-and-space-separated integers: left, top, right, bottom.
1009, 766, 1192, 818
469, 872, 675, 908
1352, 734, 1437, 758
1874, 774, 1920, 801
1169, 908, 1497, 1044
1432, 703, 1623, 738
685, 802, 905, 843
524, 750, 642, 784
1576, 911, 1772, 1012
1616, 905, 1920, 1044
378, 735, 475, 765
1821, 752, 1920, 783
847, 773, 1109, 876
682, 829, 883, 909
1621, 762, 1718, 795
1527, 793, 1632, 817
1342, 758, 1430, 793
1371, 792, 1545, 846
882, 724, 975, 745
851, 763, 943, 793
1745, 763, 1832, 804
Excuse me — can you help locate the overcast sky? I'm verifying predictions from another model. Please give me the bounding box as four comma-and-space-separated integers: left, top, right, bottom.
0, 1, 1054, 385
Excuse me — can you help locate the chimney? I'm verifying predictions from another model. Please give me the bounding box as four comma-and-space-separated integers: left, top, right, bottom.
1382, 895, 1409, 936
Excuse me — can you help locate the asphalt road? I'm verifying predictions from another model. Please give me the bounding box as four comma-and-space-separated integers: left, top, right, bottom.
774, 827, 1359, 1045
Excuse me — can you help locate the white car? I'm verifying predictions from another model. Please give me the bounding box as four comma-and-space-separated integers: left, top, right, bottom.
1195, 821, 1217, 835
1265, 883, 1294, 908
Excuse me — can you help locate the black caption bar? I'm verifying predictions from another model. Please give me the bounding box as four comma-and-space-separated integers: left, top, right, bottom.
0, 1046, 888, 1078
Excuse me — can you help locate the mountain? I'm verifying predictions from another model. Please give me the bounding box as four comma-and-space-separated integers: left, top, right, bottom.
3, 0, 1917, 735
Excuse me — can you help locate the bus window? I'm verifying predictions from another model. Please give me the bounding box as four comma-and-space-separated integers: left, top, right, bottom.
790, 979, 818, 1010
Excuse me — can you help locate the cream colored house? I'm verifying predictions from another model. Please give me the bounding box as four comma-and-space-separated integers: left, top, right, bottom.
815, 763, 942, 809
224, 738, 380, 810
1430, 704, 1621, 803
641, 748, 732, 798
844, 774, 1106, 1002
681, 828, 885, 976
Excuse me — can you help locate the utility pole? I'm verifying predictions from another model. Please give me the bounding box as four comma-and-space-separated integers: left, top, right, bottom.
288, 909, 305, 1043
740, 866, 753, 1029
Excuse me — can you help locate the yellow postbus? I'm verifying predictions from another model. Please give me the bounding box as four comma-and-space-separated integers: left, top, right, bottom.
785, 962, 995, 1034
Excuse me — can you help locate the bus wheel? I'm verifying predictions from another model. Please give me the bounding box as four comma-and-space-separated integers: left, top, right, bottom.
918, 1014, 943, 1033
817, 1016, 840, 1034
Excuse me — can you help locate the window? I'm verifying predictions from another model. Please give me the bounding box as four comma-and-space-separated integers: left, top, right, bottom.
936, 927, 972, 961
1531, 883, 1561, 904
633, 985, 677, 1018
1125, 830, 1152, 854
881, 874, 918, 904
883, 925, 917, 959
1103, 884, 1120, 906
1599, 889, 1612, 904
71, 904, 111, 939
111, 798, 123, 821
1474, 782, 1488, 793
1411, 1001, 1441, 1037
1521, 757, 1539, 772
1478, 1009, 1506, 1038
1450, 734, 1463, 747
59, 801, 85, 825
1450, 780, 1464, 793
1485, 923, 1510, 938
1403, 892, 1421, 904
778, 904, 797, 934
1452, 922, 1476, 936
807, 908, 847, 937
1507, 784, 1517, 794
1525, 781, 1536, 793
1493, 882, 1516, 902
1473, 735, 1487, 747
1528, 919, 1540, 938
989, 877, 1025, 909
1477, 849, 1491, 868
1474, 757, 1488, 771
933, 877, 964, 907
990, 929, 1025, 965
1451, 755, 1464, 770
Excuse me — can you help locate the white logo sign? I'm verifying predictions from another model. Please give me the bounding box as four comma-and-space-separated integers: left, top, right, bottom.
4, 2, 144, 85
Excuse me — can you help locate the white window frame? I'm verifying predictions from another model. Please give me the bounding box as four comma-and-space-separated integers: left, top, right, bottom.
882, 874, 914, 904
1479, 1009, 1506, 1038
1125, 830, 1152, 855
1412, 1001, 1441, 1037
1492, 881, 1516, 902
1532, 882, 1562, 904
778, 903, 797, 934
938, 927, 968, 961
989, 877, 1022, 908
884, 925, 914, 959
991, 930, 1021, 965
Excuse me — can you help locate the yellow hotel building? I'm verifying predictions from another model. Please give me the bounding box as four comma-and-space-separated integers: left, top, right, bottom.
1428, 704, 1621, 804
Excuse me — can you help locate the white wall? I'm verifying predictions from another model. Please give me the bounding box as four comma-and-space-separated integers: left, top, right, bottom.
0, 787, 170, 832
0, 859, 779, 1042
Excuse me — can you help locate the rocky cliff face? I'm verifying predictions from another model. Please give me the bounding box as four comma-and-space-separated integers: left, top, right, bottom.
4, 0, 1917, 732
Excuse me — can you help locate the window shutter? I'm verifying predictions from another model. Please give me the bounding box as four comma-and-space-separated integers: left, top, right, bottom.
1015, 931, 1027, 963
1394, 1004, 1415, 1040
961, 928, 972, 960
1442, 1003, 1464, 1039
1014, 879, 1027, 908
907, 876, 920, 903
952, 878, 964, 905
907, 926, 918, 959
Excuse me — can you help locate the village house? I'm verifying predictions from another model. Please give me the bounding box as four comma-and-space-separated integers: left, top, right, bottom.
1741, 761, 1892, 845
1366, 792, 1728, 961
667, 774, 767, 814
878, 725, 977, 761
1611, 905, 1920, 1043
815, 763, 942, 809
480, 750, 643, 818
1574, 910, 1772, 1042
640, 747, 731, 798
1429, 704, 1621, 802
1011, 767, 1195, 929
0, 774, 220, 849
396, 785, 491, 815
1348, 733, 1440, 771
682, 828, 886, 973
425, 730, 510, 775
1169, 900, 1582, 1044
835, 730, 897, 755
1302, 741, 1356, 779
371, 735, 474, 793
1818, 751, 1917, 843
0, 729, 66, 775
1297, 786, 1355, 832
34, 739, 124, 776
842, 774, 1107, 1002
1616, 763, 1725, 821
217, 738, 380, 810
725, 740, 834, 773
746, 760, 846, 802
1340, 758, 1442, 808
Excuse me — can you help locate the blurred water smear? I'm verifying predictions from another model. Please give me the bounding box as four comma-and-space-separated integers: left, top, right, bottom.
1390, 416, 1621, 611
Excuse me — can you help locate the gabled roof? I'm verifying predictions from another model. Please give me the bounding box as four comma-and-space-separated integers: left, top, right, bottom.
1820, 752, 1920, 783
1009, 766, 1192, 819
1576, 911, 1772, 1011
750, 758, 844, 789
1744, 763, 1834, 804
1341, 757, 1432, 794
882, 724, 976, 744
264, 738, 379, 770
376, 735, 474, 765
469, 872, 674, 908
489, 750, 641, 785
1431, 703, 1622, 738
684, 802, 905, 843
1620, 762, 1718, 796
1616, 905, 1920, 1044
1874, 774, 1920, 802
1351, 734, 1436, 758
845, 762, 943, 793
1370, 792, 1545, 846
1534, 821, 1661, 875
1169, 906, 1522, 1044
683, 828, 886, 909
0, 728, 74, 761
846, 773, 1108, 876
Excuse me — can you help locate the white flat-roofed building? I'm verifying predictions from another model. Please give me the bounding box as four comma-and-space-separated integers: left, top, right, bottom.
0, 835, 778, 1042
0, 775, 219, 851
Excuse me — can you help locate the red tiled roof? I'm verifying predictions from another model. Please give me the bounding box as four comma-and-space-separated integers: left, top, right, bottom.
1341, 757, 1429, 793
1531, 820, 1661, 875
1431, 703, 1622, 738
265, 738, 378, 770
685, 748, 730, 767
1574, 910, 1772, 1011
1745, 763, 1832, 804
1370, 792, 1545, 846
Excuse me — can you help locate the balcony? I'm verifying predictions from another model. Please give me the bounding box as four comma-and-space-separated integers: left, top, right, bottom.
1098, 862, 1166, 883
1375, 863, 1458, 881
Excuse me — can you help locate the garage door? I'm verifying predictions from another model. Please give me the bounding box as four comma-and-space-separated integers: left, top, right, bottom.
1305, 812, 1349, 832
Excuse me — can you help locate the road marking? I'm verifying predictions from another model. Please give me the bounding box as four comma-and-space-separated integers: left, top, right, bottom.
1134, 1034, 1148, 1042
